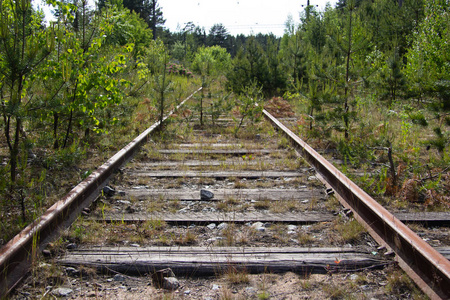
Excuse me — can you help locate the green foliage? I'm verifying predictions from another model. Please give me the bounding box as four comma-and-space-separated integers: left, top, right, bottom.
405, 0, 450, 111
192, 46, 231, 77
37, 2, 134, 149
378, 48, 406, 104
0, 0, 56, 182
151, 51, 173, 126
191, 46, 231, 126
232, 81, 263, 137
279, 29, 305, 84
103, 3, 153, 58
208, 92, 234, 127
428, 127, 448, 154
227, 37, 269, 95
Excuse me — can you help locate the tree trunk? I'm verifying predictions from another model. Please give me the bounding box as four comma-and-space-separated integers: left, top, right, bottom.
344, 7, 353, 140
63, 109, 73, 148
53, 112, 59, 149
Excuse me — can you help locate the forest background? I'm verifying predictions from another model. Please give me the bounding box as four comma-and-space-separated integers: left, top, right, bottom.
0, 0, 449, 244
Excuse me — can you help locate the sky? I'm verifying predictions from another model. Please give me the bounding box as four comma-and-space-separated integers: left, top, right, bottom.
34, 0, 337, 37
158, 0, 336, 37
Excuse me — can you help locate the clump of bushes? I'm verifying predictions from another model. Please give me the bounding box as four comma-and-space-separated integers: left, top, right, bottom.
166, 62, 193, 78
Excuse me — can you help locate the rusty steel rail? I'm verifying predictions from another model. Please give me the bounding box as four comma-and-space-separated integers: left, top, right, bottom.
0, 88, 201, 298
263, 109, 450, 299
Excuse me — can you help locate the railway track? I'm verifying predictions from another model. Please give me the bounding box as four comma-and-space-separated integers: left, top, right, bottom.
1, 89, 449, 299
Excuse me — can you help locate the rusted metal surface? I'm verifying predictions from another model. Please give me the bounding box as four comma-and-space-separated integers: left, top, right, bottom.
262, 109, 450, 300
0, 88, 201, 298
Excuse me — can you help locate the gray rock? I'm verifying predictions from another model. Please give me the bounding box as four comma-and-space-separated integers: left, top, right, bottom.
163, 277, 180, 290
52, 287, 73, 297
102, 186, 116, 197
117, 200, 131, 205
113, 274, 126, 281
66, 243, 77, 250
65, 267, 80, 277
217, 222, 228, 230
152, 268, 176, 288
207, 237, 217, 243
184, 289, 191, 295
200, 189, 214, 200
206, 223, 216, 230
251, 222, 265, 232
212, 284, 221, 290
288, 225, 298, 231
132, 186, 148, 189
125, 206, 135, 213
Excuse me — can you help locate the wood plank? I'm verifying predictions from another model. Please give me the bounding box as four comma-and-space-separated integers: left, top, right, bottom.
127, 170, 304, 179
394, 212, 450, 225
130, 160, 306, 172
121, 188, 321, 201
157, 149, 279, 155
94, 211, 334, 224
59, 246, 389, 276
174, 143, 244, 148
96, 210, 449, 225
435, 247, 450, 259
134, 160, 262, 168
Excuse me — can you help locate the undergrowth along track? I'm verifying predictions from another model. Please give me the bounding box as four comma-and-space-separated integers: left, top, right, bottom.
1, 88, 449, 299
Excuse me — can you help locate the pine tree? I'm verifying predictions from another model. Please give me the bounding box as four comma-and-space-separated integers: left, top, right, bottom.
98, 0, 165, 39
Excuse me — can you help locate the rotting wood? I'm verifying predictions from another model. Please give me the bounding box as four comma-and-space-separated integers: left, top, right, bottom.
92, 211, 450, 225
134, 159, 254, 168
93, 211, 335, 224
120, 188, 322, 201
59, 246, 391, 276
173, 143, 245, 148
127, 170, 306, 179
133, 159, 287, 168
435, 247, 450, 260
157, 149, 279, 155
394, 212, 450, 226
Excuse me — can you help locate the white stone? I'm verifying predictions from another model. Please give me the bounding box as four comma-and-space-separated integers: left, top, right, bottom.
163, 277, 180, 291
288, 225, 297, 231
217, 223, 228, 230
206, 223, 217, 230
52, 287, 73, 297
